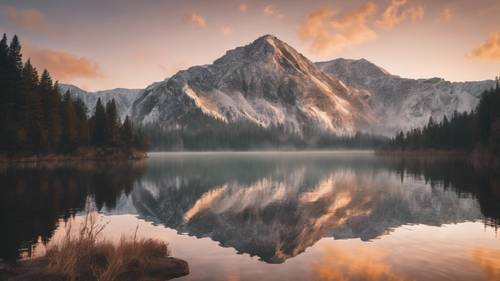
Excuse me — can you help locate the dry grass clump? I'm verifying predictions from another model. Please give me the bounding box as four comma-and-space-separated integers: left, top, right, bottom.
46, 212, 170, 281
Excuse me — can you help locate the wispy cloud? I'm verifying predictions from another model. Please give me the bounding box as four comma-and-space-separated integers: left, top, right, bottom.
263, 4, 275, 16
376, 0, 424, 29
24, 45, 102, 82
184, 12, 207, 28
220, 26, 233, 36
263, 4, 284, 19
440, 8, 452, 22
298, 3, 377, 56
0, 6, 59, 35
467, 32, 500, 61
239, 3, 248, 13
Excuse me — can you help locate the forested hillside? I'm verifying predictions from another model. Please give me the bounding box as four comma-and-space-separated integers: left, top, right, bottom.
385, 79, 500, 165
0, 34, 146, 156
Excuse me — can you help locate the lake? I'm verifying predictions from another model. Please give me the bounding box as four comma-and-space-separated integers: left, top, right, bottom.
1, 151, 499, 281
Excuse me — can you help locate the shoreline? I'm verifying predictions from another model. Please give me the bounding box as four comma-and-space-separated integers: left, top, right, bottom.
377, 148, 499, 170
375, 149, 468, 157
0, 147, 147, 164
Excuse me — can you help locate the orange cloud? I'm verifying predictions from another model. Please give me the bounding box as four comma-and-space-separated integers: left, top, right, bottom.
263, 4, 284, 19
220, 26, 233, 36
263, 5, 275, 16
310, 244, 410, 281
239, 3, 248, 13
440, 8, 452, 22
184, 12, 207, 28
468, 32, 500, 61
298, 3, 377, 56
24, 45, 101, 82
0, 6, 57, 35
376, 0, 424, 29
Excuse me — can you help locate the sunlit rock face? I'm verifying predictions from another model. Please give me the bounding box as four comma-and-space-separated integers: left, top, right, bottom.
61, 37, 495, 136
58, 84, 143, 120
131, 35, 376, 134
316, 58, 495, 135
127, 155, 482, 263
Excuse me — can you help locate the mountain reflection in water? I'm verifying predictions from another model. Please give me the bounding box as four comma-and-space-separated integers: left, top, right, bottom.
1, 152, 499, 265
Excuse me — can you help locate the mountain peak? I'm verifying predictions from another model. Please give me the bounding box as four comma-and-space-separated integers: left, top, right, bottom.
256, 34, 279, 41
219, 34, 286, 60
252, 34, 282, 48
134, 35, 375, 134
213, 34, 315, 76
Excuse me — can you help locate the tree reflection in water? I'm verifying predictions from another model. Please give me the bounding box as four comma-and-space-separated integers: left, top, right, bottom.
0, 153, 498, 264
0, 162, 145, 262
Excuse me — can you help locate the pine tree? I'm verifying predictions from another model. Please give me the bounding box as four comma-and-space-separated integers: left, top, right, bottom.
0, 34, 9, 150
73, 98, 89, 147
20, 60, 44, 151
47, 81, 62, 149
92, 98, 107, 146
62, 91, 79, 151
2, 35, 24, 151
120, 116, 133, 147
105, 99, 119, 145
38, 69, 53, 134
0, 34, 8, 129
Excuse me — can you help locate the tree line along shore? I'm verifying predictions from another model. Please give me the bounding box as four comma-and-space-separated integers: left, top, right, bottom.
380, 78, 500, 169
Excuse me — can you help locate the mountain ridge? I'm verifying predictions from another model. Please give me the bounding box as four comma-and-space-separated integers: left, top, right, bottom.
131, 35, 376, 134
60, 34, 495, 136
58, 84, 143, 120
316, 58, 494, 134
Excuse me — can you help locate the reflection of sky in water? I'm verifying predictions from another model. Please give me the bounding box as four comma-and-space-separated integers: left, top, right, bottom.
6, 152, 500, 280
34, 216, 500, 281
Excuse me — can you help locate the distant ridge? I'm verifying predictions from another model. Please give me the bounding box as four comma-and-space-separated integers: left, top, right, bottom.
317, 58, 494, 134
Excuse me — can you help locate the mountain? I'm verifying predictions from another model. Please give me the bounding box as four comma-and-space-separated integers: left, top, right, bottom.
316, 58, 495, 134
61, 36, 495, 137
132, 35, 376, 134
58, 84, 142, 120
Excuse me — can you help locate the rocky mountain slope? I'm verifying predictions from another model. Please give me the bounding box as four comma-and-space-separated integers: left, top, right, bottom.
58, 84, 142, 120
131, 35, 375, 134
316, 58, 494, 134
61, 36, 495, 136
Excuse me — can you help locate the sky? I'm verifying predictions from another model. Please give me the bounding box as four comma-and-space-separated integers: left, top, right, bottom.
0, 0, 499, 91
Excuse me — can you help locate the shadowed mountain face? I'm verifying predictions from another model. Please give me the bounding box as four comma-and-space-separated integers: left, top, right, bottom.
2, 153, 499, 263
131, 35, 375, 134
316, 59, 495, 134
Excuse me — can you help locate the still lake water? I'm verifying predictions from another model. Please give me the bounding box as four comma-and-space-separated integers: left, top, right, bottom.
1, 151, 499, 280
